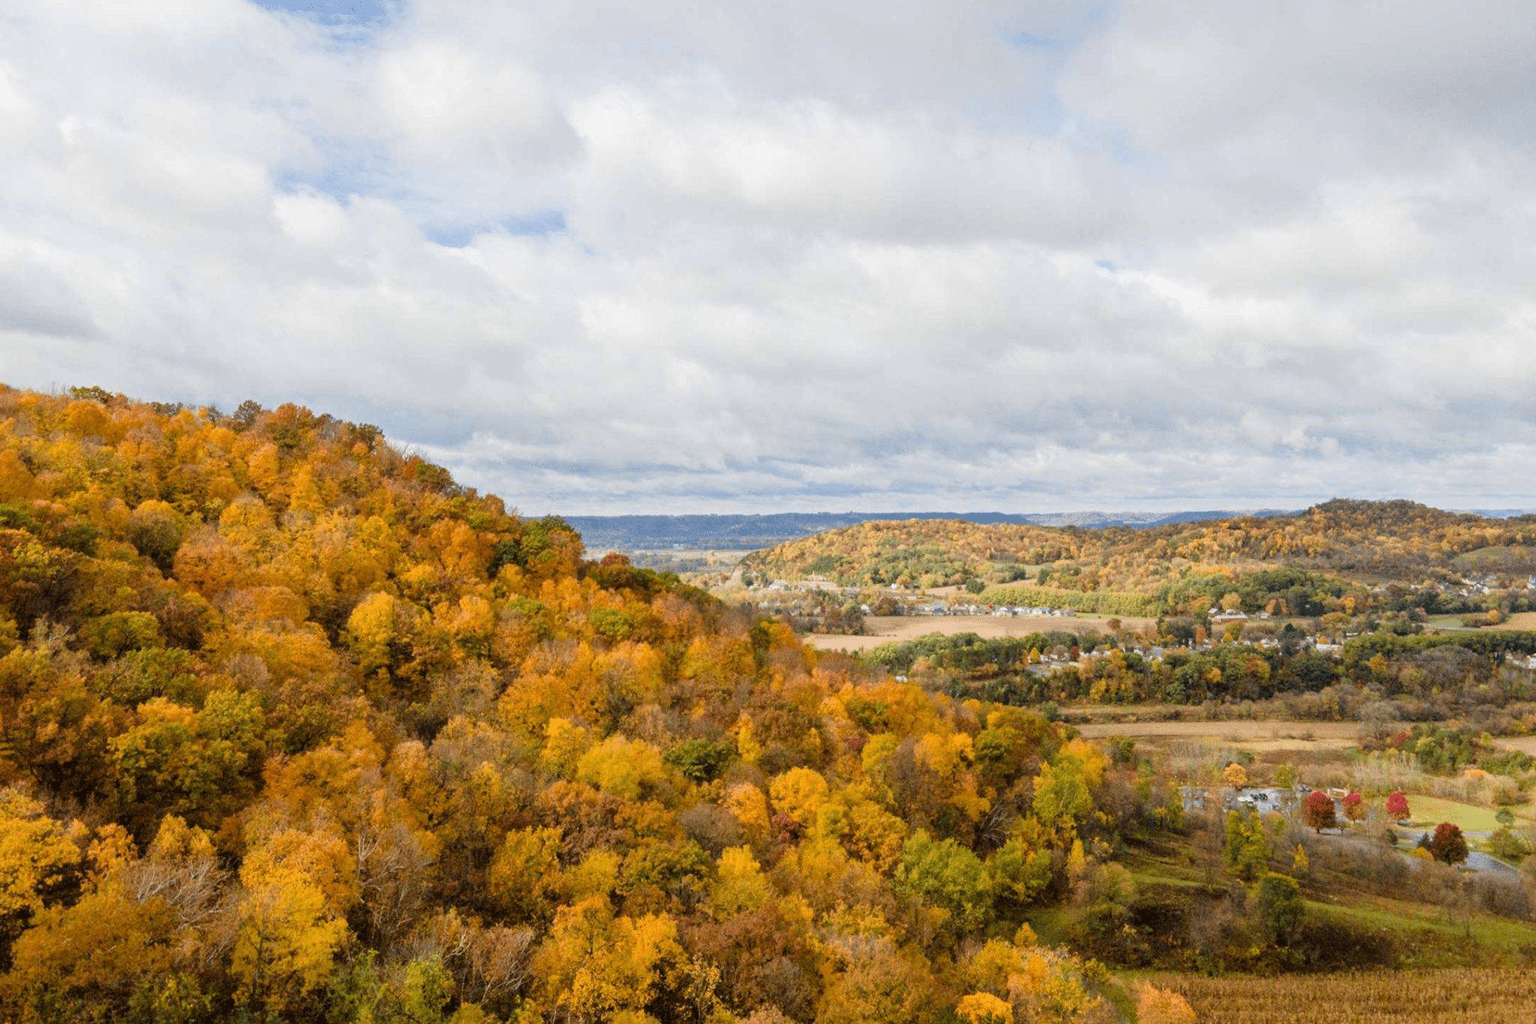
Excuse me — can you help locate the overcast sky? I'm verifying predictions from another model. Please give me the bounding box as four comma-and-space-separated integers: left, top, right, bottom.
2, 1, 1534, 514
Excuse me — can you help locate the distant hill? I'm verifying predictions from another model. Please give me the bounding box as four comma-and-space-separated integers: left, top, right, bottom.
739, 499, 1536, 613
566, 508, 1296, 553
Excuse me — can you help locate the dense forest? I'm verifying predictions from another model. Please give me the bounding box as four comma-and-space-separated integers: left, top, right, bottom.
742, 505, 1536, 606
0, 385, 1199, 1023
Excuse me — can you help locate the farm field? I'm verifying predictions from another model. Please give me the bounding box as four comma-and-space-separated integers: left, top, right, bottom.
1076, 718, 1359, 747
1492, 734, 1536, 755
1425, 610, 1536, 632
802, 612, 1154, 651
1146, 969, 1536, 1022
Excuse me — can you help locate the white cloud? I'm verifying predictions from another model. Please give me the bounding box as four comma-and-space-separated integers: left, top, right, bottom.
0, 0, 1534, 513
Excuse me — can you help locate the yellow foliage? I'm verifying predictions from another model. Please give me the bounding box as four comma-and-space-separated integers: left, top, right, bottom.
734, 715, 763, 766
724, 783, 771, 835
861, 732, 900, 782
916, 731, 973, 778
1007, 950, 1102, 1023
241, 828, 358, 916
1136, 983, 1197, 1024
957, 991, 1013, 1024
769, 767, 830, 826
86, 823, 137, 884
711, 846, 773, 916
345, 591, 403, 676
1057, 738, 1106, 788
232, 842, 349, 1010
489, 827, 563, 919
576, 735, 666, 800
541, 717, 593, 779
0, 789, 82, 931
565, 850, 622, 902
532, 897, 684, 1022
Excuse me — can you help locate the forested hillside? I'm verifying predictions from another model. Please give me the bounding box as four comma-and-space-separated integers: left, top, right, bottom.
0, 385, 1151, 1023
743, 503, 1536, 605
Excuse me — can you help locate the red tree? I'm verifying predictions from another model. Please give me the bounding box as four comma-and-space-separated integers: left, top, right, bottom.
1302, 791, 1337, 833
1429, 822, 1468, 865
1385, 791, 1410, 821
1342, 791, 1365, 823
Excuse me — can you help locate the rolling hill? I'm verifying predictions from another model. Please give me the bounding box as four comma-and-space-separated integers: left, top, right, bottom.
741, 500, 1536, 615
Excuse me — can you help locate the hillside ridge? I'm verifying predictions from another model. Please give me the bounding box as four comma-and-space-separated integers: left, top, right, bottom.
742, 498, 1536, 600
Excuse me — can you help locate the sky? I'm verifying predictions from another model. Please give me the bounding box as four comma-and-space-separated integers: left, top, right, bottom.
2, 0, 1535, 515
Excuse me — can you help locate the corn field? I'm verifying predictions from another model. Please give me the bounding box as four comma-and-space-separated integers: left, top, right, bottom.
1145, 970, 1536, 1022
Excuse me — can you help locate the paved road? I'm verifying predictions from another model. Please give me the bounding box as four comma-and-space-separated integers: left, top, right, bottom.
1316, 828, 1520, 875
1463, 851, 1518, 875
1404, 830, 1520, 876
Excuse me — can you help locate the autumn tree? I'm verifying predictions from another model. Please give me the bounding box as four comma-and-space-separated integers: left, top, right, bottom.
1223, 809, 1269, 881
1301, 791, 1337, 833
1429, 822, 1469, 865
0, 789, 81, 953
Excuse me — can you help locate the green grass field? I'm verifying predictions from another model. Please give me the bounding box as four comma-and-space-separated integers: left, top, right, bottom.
1311, 897, 1536, 964
1398, 794, 1534, 832
1117, 832, 1536, 969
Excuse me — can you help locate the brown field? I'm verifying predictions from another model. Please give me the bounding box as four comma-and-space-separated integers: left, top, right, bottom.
1146, 969, 1536, 1022
803, 613, 1155, 652
1492, 734, 1536, 755
1077, 719, 1360, 750
1488, 610, 1536, 630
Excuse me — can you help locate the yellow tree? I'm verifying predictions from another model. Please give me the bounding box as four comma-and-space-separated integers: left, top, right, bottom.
710, 846, 773, 917
230, 835, 349, 1013
769, 767, 830, 829
0, 789, 82, 945
530, 897, 687, 1022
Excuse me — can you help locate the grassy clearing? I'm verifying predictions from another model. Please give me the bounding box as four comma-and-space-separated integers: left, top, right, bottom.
1399, 793, 1533, 832
1308, 897, 1536, 962
1423, 610, 1536, 632
801, 612, 1153, 651
1423, 614, 1477, 631
1121, 833, 1536, 964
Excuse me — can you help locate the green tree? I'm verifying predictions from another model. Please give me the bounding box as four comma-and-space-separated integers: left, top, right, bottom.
1255, 872, 1304, 944
895, 830, 994, 930
1223, 809, 1270, 881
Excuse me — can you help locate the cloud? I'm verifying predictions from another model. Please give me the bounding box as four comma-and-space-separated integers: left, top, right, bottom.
1, 0, 1534, 513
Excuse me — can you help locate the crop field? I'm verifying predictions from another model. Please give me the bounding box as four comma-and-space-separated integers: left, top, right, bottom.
802, 612, 1154, 651
1492, 734, 1536, 756
1075, 719, 1359, 747
1424, 610, 1536, 632
1145, 969, 1536, 1022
